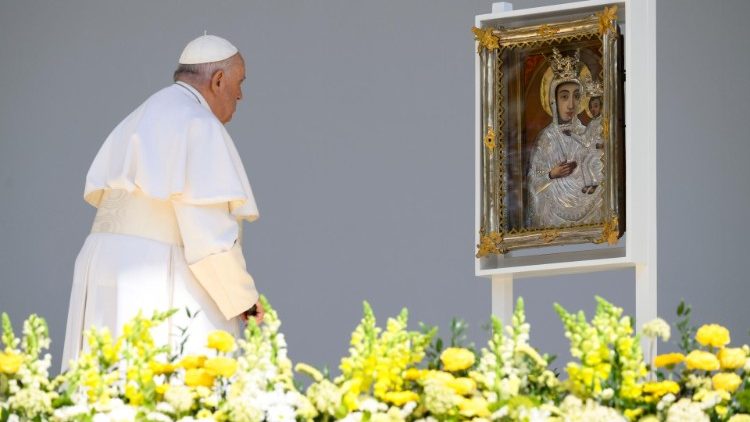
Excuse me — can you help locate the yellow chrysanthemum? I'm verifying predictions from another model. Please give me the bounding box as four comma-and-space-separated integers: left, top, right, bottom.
206, 330, 236, 353
204, 357, 238, 378
719, 348, 746, 370
624, 408, 645, 420
458, 397, 490, 418
446, 377, 476, 396
424, 370, 455, 384
440, 348, 475, 372
178, 354, 207, 370
654, 353, 685, 368
149, 360, 176, 375
686, 350, 720, 371
383, 391, 419, 406
0, 351, 23, 374
185, 368, 215, 387
713, 372, 742, 393
696, 324, 731, 348
404, 368, 425, 381
643, 380, 680, 397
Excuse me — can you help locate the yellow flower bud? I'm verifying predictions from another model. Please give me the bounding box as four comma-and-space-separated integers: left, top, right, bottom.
696, 324, 731, 348
719, 348, 746, 370
654, 353, 685, 368
0, 351, 23, 374
204, 356, 238, 378
383, 391, 419, 406
713, 372, 742, 393
185, 368, 215, 387
686, 350, 720, 371
440, 348, 476, 372
206, 330, 236, 353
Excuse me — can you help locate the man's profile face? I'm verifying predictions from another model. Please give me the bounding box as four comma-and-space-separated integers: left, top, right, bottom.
555, 82, 581, 124
214, 54, 246, 123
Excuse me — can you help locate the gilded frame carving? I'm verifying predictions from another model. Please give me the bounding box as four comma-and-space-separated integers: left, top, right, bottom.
475, 6, 624, 257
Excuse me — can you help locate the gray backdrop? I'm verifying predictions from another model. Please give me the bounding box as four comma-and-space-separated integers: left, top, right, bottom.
0, 0, 748, 374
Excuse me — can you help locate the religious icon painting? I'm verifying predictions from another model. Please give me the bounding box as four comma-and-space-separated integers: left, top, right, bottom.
474, 5, 625, 257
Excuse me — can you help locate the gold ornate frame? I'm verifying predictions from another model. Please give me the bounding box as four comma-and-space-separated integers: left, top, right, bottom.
474, 6, 624, 257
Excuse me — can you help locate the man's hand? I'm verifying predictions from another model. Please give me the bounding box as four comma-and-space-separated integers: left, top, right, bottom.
549, 160, 577, 179
241, 300, 265, 325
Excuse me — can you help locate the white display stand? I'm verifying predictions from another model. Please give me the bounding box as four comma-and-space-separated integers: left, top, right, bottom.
474, 0, 657, 344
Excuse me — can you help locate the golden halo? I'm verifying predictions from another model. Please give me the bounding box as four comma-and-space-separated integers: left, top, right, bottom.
540, 64, 592, 118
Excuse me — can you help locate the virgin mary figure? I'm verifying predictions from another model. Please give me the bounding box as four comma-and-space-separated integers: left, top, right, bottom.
527, 48, 603, 228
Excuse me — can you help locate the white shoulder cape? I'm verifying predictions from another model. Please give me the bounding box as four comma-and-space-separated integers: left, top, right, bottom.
84, 83, 259, 222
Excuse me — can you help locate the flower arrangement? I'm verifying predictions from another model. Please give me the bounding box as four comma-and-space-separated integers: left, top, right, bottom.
1, 295, 750, 421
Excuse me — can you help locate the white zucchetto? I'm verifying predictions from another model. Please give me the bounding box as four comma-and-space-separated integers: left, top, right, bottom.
178, 35, 238, 65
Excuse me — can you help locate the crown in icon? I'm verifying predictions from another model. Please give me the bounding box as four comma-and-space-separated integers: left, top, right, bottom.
581, 75, 604, 97
546, 48, 581, 81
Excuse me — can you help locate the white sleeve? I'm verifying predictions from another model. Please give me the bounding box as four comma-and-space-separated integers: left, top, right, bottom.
172, 201, 259, 320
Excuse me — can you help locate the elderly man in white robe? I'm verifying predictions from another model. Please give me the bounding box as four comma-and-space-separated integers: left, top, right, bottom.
62, 35, 264, 368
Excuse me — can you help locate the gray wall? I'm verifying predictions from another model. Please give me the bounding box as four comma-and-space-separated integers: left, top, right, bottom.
0, 0, 748, 375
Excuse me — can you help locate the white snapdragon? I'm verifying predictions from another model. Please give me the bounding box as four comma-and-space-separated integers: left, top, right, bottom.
164, 386, 194, 414
666, 399, 710, 422
558, 395, 626, 422
642, 318, 671, 342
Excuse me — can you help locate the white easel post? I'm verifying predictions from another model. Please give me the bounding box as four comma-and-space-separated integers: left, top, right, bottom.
627, 0, 658, 351
491, 274, 514, 324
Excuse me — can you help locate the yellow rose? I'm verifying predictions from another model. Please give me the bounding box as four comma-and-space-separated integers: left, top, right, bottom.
686, 350, 720, 371
440, 348, 476, 372
713, 372, 742, 393
458, 397, 490, 418
446, 377, 476, 396
207, 330, 236, 353
654, 353, 685, 368
719, 348, 746, 370
185, 368, 215, 387
643, 380, 680, 397
383, 391, 419, 406
178, 354, 207, 370
696, 324, 731, 348
204, 357, 238, 378
0, 351, 23, 374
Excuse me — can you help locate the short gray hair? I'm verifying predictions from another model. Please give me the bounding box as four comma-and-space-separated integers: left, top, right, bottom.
173, 56, 235, 82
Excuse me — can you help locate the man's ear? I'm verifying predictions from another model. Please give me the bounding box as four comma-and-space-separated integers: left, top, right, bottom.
210, 69, 225, 93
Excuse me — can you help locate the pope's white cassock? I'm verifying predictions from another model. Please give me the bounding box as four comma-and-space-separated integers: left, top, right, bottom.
62, 38, 259, 369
